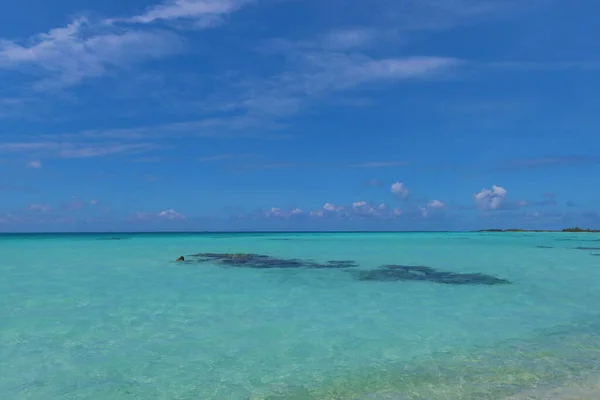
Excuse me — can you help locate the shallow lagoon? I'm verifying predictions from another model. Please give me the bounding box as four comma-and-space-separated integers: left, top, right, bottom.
1, 232, 599, 399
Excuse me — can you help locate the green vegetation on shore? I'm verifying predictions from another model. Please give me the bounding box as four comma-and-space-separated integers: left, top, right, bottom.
477, 227, 600, 233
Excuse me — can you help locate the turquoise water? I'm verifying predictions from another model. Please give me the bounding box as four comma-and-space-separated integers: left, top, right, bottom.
1, 232, 600, 399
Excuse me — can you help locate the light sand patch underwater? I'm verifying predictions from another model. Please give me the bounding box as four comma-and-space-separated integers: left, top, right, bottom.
256, 317, 600, 400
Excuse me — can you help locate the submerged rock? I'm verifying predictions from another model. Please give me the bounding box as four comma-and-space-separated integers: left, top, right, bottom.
188, 253, 358, 269
356, 265, 511, 286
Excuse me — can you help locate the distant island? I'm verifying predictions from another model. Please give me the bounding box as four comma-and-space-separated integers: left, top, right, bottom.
476, 227, 600, 233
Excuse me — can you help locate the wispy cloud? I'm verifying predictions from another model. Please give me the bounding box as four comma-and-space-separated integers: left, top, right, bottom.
232, 162, 298, 172
28, 203, 51, 212
352, 161, 410, 168
369, 0, 530, 32
198, 153, 254, 162
27, 160, 42, 168
223, 45, 462, 117
0, 17, 185, 90
63, 197, 85, 210
122, 0, 251, 27
364, 179, 383, 187
0, 1, 253, 91
318, 29, 381, 50
0, 142, 156, 159
41, 116, 288, 141
198, 154, 236, 162
507, 155, 600, 169
0, 184, 38, 192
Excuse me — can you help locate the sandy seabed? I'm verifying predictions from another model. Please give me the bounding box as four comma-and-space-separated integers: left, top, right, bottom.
504, 375, 600, 400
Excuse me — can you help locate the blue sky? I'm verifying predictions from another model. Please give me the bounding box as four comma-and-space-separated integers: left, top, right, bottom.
1, 0, 600, 232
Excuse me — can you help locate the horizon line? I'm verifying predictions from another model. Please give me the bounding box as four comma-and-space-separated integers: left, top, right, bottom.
0, 229, 590, 235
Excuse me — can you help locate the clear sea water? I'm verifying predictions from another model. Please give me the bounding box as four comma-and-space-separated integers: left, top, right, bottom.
1, 232, 600, 399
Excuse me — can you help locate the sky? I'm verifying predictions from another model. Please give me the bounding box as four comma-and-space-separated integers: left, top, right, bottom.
1, 0, 600, 232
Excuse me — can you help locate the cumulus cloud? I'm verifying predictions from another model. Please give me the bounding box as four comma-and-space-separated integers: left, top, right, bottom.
352, 201, 368, 209
474, 185, 507, 210
427, 200, 445, 209
305, 201, 401, 220
133, 208, 186, 220
323, 202, 343, 212
351, 201, 380, 217
418, 200, 445, 218
390, 181, 410, 198
158, 209, 186, 220
265, 207, 303, 218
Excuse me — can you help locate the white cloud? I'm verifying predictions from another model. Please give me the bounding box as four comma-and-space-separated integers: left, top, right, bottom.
419, 200, 445, 218
352, 201, 368, 209
27, 160, 42, 168
354, 201, 384, 218
158, 209, 186, 220
474, 185, 507, 210
428, 200, 445, 209
0, 0, 253, 90
133, 209, 186, 220
323, 202, 343, 212
307, 201, 402, 220
390, 181, 409, 198
0, 17, 185, 90
266, 207, 303, 218
221, 39, 461, 117
125, 0, 250, 27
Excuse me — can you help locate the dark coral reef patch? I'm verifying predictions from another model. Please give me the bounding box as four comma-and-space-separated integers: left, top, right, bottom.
182, 253, 512, 285
188, 253, 358, 269
355, 265, 511, 286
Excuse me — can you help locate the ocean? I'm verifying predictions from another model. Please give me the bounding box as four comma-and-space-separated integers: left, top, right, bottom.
1, 232, 600, 399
